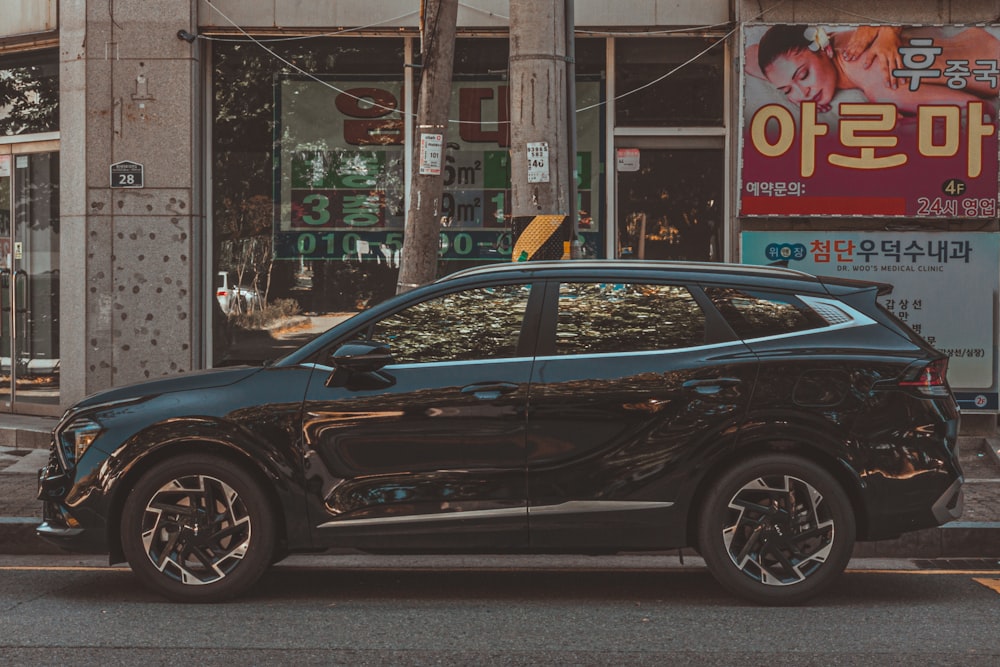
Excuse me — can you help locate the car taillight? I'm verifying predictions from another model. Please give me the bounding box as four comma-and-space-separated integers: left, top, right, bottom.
898, 358, 950, 397
217, 290, 228, 296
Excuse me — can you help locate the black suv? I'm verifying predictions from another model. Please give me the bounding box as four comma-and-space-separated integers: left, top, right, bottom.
38, 261, 962, 604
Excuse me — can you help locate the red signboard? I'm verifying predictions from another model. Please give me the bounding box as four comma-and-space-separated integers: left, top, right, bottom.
740, 24, 1000, 218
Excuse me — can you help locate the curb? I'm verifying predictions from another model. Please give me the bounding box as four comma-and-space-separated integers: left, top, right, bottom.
0, 518, 65, 555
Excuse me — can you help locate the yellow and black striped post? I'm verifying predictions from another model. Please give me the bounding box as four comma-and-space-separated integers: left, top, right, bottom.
511, 214, 570, 261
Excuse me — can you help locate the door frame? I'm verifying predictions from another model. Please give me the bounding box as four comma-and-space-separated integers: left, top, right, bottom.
0, 134, 61, 416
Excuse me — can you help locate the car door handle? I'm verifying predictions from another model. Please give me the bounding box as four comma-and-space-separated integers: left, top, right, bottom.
682, 377, 742, 395
461, 382, 520, 400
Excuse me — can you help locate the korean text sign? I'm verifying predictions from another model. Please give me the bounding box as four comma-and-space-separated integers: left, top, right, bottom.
276, 77, 601, 262
741, 25, 1000, 218
741, 231, 999, 411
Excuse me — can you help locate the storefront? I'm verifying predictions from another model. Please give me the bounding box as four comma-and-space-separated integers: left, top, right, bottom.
4, 0, 1000, 428
207, 26, 730, 365
0, 45, 60, 415
736, 14, 1000, 415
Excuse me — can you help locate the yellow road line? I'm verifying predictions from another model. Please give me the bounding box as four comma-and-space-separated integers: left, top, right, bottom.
973, 578, 1000, 594
0, 566, 129, 572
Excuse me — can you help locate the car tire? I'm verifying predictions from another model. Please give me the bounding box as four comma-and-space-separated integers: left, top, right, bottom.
697, 453, 855, 606
120, 454, 275, 602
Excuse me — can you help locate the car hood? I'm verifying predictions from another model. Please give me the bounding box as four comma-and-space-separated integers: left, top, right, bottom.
71, 366, 263, 411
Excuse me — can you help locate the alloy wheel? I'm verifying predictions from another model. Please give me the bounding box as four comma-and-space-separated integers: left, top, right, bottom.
139, 474, 253, 586
722, 474, 835, 586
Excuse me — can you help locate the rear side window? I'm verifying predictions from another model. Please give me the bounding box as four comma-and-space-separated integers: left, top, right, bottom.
554, 283, 705, 355
705, 287, 827, 339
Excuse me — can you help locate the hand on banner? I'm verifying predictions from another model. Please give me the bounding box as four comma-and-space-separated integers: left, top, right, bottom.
841, 26, 904, 90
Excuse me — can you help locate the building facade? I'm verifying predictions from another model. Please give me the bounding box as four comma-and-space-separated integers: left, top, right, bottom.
0, 0, 997, 422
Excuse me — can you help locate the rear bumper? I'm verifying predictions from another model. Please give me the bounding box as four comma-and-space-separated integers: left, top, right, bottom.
931, 477, 964, 524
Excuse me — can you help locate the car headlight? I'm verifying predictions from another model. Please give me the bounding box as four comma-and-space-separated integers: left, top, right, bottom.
57, 418, 104, 468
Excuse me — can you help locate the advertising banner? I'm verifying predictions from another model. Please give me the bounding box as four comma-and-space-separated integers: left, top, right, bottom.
276, 77, 602, 262
741, 231, 999, 411
741, 25, 1000, 218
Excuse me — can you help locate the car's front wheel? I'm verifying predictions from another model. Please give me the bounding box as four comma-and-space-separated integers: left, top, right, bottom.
697, 453, 855, 605
121, 454, 275, 602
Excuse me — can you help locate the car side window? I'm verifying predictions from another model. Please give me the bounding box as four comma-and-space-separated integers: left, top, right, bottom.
704, 287, 826, 339
554, 282, 705, 355
370, 284, 532, 364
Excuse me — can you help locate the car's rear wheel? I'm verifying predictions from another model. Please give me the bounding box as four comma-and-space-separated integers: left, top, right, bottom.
121, 454, 275, 602
697, 453, 855, 605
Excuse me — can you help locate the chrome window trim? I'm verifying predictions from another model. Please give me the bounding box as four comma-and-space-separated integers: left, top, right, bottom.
301, 355, 535, 373
534, 339, 746, 363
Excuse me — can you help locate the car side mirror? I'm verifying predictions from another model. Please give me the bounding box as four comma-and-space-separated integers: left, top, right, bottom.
325, 341, 395, 388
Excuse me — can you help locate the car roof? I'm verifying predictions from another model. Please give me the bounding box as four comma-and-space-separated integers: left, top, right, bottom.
439, 260, 893, 297
439, 260, 830, 291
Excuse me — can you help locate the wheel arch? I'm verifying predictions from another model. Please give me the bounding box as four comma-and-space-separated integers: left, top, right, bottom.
105, 438, 290, 564
685, 425, 871, 547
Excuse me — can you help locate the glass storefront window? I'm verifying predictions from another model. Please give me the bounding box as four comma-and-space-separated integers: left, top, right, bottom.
212, 36, 607, 366
615, 38, 724, 127
0, 48, 58, 135
212, 38, 405, 365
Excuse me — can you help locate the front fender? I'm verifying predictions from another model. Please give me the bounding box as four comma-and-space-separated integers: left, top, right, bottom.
100, 413, 312, 560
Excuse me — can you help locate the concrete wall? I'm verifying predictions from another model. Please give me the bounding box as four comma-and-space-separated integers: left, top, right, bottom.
197, 0, 730, 30
0, 0, 56, 38
60, 0, 201, 405
738, 0, 1000, 23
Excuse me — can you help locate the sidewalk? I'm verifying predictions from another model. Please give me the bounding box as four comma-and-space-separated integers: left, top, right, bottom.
2, 414, 999, 557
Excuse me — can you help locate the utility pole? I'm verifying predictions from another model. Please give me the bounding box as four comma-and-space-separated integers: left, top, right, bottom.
396, 0, 459, 294
509, 0, 572, 261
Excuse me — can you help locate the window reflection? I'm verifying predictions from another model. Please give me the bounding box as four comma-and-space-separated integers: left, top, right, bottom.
0, 48, 58, 136
555, 283, 705, 355
705, 288, 826, 339
372, 284, 530, 364
615, 38, 724, 127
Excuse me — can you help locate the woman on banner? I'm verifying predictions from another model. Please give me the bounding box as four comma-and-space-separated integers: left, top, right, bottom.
745, 24, 1000, 116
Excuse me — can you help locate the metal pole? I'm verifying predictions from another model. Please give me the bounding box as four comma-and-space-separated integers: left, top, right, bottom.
565, 0, 579, 258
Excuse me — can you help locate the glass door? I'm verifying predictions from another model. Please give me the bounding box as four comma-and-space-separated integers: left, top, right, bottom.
0, 147, 60, 413
615, 146, 724, 262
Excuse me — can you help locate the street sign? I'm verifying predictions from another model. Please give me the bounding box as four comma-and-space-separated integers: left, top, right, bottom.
419, 133, 443, 175
110, 160, 144, 188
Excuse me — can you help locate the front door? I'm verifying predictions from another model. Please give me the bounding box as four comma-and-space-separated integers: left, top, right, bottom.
0, 146, 60, 413
615, 146, 724, 262
301, 282, 539, 550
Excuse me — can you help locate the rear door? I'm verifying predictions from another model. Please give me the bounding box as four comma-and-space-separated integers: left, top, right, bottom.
526, 279, 759, 550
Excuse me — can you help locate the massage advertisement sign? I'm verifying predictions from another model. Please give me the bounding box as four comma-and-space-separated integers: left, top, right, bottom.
741, 24, 1000, 218
275, 77, 602, 262
741, 231, 999, 411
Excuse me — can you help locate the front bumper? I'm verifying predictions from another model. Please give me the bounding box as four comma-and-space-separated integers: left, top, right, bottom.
36, 454, 107, 554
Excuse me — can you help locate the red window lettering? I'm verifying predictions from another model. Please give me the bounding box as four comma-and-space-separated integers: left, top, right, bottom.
459, 87, 511, 147
335, 88, 403, 146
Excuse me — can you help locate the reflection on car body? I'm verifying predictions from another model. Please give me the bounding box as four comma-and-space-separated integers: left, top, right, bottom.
38, 260, 962, 605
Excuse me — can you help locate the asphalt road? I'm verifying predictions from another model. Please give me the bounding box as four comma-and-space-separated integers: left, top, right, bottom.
1, 554, 998, 665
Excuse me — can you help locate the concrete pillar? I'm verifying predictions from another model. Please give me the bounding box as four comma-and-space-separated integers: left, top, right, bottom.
60, 0, 202, 405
